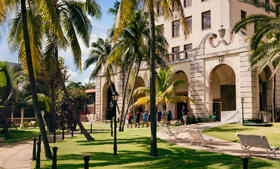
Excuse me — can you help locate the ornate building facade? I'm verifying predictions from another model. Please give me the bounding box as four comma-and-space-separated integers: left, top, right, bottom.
95, 0, 280, 122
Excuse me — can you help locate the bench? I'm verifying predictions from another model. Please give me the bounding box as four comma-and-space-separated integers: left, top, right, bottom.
188, 129, 212, 146
236, 133, 279, 158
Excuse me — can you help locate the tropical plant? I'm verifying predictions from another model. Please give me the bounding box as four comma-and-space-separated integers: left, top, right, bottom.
41, 0, 101, 141
114, 0, 188, 156
108, 10, 168, 131
0, 62, 24, 138
84, 38, 113, 80
132, 67, 189, 109
232, 0, 280, 122
2, 0, 53, 159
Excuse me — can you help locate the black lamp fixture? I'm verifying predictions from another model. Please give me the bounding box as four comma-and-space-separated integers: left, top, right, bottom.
109, 101, 114, 137
112, 91, 119, 102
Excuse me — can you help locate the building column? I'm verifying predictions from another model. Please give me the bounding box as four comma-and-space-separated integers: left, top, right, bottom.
189, 58, 207, 118
239, 52, 257, 121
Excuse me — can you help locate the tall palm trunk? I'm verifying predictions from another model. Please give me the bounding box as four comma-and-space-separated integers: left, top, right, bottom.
50, 79, 56, 130
271, 4, 280, 123
148, 1, 158, 156
118, 56, 135, 131
54, 54, 94, 141
20, 0, 52, 159
119, 62, 141, 131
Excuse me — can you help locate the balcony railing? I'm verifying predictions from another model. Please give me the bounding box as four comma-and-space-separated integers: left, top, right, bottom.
169, 49, 194, 63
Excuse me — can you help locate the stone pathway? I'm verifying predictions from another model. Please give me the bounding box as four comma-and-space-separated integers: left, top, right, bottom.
158, 122, 279, 160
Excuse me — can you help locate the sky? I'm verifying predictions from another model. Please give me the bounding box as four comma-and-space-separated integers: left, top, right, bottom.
0, 0, 116, 84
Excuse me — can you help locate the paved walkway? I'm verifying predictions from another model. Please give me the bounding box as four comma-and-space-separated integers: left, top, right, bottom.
158, 122, 279, 160
0, 140, 33, 169
0, 130, 82, 169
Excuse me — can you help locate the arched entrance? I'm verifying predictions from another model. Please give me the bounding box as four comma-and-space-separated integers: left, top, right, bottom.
132, 77, 145, 114
102, 82, 116, 120
209, 64, 236, 121
173, 71, 188, 120
259, 66, 272, 111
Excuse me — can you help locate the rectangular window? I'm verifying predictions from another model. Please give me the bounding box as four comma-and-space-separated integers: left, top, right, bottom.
241, 10, 247, 29
202, 11, 211, 30
184, 0, 192, 7
186, 16, 192, 33
172, 20, 180, 37
184, 44, 192, 58
172, 46, 180, 61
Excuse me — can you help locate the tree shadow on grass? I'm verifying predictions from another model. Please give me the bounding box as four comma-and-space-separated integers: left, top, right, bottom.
1, 129, 39, 144
76, 137, 152, 146
40, 136, 275, 169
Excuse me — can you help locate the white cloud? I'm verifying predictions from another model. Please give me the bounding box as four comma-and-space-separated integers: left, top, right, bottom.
67, 69, 78, 82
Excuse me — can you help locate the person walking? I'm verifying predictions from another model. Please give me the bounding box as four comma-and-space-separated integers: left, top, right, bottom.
148, 111, 151, 127
135, 111, 141, 128
167, 110, 172, 125
143, 111, 148, 127
127, 112, 132, 128
182, 105, 189, 125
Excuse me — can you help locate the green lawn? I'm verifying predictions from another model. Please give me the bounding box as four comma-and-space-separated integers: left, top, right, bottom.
0, 127, 40, 143
33, 123, 280, 169
203, 123, 280, 147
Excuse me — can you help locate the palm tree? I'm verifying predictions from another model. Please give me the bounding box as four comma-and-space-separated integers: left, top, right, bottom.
232, 0, 280, 122
41, 0, 101, 141
2, 0, 53, 159
9, 0, 101, 141
132, 67, 189, 110
114, 0, 188, 156
84, 38, 113, 80
108, 10, 168, 131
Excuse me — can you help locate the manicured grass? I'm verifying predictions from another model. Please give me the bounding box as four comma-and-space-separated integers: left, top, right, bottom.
34, 123, 280, 169
203, 123, 280, 147
0, 127, 40, 143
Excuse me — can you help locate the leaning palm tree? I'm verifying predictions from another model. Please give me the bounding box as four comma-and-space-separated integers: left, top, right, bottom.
114, 0, 188, 156
132, 67, 190, 110
43, 0, 101, 141
2, 0, 53, 159
232, 0, 280, 122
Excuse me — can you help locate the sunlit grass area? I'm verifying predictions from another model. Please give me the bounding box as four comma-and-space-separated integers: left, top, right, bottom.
203, 123, 280, 147
33, 123, 280, 169
0, 127, 40, 143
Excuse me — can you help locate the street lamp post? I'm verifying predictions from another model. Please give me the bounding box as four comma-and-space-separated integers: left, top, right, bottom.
111, 90, 119, 155
110, 102, 113, 137
241, 97, 244, 125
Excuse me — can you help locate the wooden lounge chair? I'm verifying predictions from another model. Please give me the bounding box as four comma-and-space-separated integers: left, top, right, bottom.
236, 133, 279, 159
188, 129, 212, 146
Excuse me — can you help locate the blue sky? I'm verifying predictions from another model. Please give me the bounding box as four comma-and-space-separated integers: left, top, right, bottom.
0, 0, 116, 84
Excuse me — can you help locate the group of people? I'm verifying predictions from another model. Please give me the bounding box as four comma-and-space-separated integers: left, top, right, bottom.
126, 111, 150, 128
126, 109, 174, 128
126, 105, 189, 128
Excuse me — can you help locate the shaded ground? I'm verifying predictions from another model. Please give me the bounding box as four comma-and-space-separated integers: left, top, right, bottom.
34, 123, 279, 169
